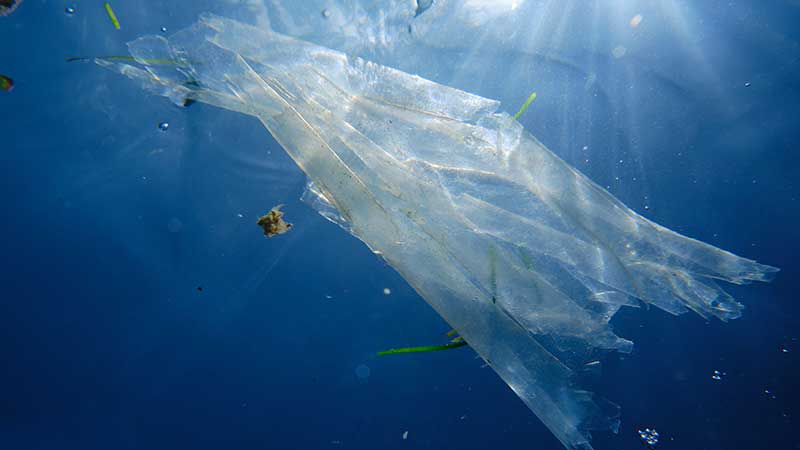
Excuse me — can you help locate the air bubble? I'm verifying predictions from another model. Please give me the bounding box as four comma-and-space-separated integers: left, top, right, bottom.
355, 364, 371, 379
158, 121, 170, 131
65, 5, 76, 15
638, 428, 659, 447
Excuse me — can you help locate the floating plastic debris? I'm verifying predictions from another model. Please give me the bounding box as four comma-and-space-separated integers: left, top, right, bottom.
96, 15, 779, 450
414, 0, 433, 17
0, 74, 13, 92
158, 121, 169, 131
66, 55, 182, 66
0, 0, 22, 16
638, 428, 659, 447
104, 2, 120, 29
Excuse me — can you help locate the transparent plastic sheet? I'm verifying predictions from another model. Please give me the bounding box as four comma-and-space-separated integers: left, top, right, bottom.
99, 15, 777, 450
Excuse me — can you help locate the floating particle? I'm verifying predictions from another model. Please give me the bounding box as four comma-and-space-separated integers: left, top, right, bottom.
630, 14, 643, 28
321, 9, 330, 18
160, 26, 167, 32
104, 2, 120, 29
782, 347, 789, 353
583, 73, 597, 90
196, 286, 203, 292
237, 213, 243, 218
158, 121, 169, 131
711, 370, 722, 380
64, 5, 75, 15
325, 295, 333, 300
0, 0, 22, 16
744, 82, 751, 87
402, 431, 408, 440
512, 92, 537, 120
257, 205, 293, 237
0, 74, 12, 92
612, 46, 627, 58
167, 218, 183, 233
355, 364, 370, 379
582, 145, 589, 151
638, 428, 660, 447
383, 288, 392, 295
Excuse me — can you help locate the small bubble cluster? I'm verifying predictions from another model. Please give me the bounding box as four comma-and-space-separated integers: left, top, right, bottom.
638, 428, 660, 447
711, 370, 723, 380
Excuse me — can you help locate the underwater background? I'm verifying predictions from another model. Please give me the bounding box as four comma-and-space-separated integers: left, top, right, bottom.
1, 1, 798, 449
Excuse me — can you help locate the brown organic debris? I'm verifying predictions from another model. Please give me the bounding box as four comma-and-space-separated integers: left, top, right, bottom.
257, 205, 293, 237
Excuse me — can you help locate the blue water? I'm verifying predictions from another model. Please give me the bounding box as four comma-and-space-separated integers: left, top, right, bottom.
1, 2, 798, 449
